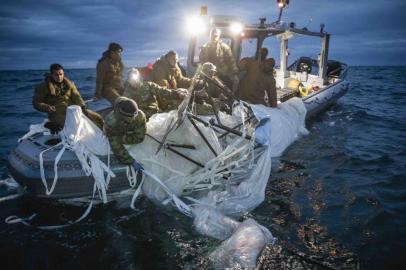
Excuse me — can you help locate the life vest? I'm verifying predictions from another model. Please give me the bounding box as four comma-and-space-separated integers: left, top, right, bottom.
298, 85, 311, 97
287, 79, 312, 97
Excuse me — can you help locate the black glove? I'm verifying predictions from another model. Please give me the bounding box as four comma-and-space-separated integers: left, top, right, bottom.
81, 105, 89, 116
44, 121, 62, 135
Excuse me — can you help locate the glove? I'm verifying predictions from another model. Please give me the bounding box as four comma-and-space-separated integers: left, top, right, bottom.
195, 90, 209, 100
132, 160, 144, 172
81, 105, 89, 116
196, 79, 206, 88
175, 88, 188, 99
218, 93, 228, 101
44, 121, 62, 135
46, 105, 56, 113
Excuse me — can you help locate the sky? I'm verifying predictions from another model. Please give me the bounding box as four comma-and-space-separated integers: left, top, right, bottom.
0, 0, 405, 70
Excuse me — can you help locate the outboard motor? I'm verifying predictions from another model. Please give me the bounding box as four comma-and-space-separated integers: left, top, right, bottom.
327, 60, 342, 77
296, 57, 312, 73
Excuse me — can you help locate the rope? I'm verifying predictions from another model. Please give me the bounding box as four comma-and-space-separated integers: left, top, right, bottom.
5, 184, 97, 230
39, 142, 63, 195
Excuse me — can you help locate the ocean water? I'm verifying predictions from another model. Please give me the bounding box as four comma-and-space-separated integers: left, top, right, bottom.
0, 66, 405, 269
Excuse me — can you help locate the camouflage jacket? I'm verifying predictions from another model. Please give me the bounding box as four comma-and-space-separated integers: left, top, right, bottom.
123, 81, 179, 119
199, 41, 238, 77
95, 53, 124, 98
147, 55, 191, 89
104, 110, 146, 165
33, 76, 85, 125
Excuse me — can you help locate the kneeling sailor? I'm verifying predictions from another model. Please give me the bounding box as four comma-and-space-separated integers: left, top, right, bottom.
104, 97, 146, 168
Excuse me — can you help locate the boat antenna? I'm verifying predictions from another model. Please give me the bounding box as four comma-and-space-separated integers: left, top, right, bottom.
276, 0, 289, 22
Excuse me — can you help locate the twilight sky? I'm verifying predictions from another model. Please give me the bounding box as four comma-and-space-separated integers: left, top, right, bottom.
0, 0, 405, 70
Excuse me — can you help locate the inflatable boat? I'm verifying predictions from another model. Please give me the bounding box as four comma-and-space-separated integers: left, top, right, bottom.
7, 7, 350, 200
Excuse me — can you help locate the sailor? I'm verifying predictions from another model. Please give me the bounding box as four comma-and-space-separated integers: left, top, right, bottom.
123, 68, 188, 120
194, 62, 227, 120
104, 97, 146, 166
33, 63, 104, 134
238, 57, 277, 107
256, 47, 269, 62
200, 62, 234, 100
148, 50, 192, 90
93, 42, 124, 104
199, 27, 239, 93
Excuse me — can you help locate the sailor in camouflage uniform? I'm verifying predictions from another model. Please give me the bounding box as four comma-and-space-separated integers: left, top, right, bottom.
199, 28, 239, 93
94, 42, 124, 104
148, 50, 192, 90
33, 63, 104, 133
197, 62, 235, 114
123, 68, 188, 119
104, 97, 146, 165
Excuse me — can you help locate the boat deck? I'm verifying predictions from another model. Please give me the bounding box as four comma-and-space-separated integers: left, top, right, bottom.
277, 88, 299, 102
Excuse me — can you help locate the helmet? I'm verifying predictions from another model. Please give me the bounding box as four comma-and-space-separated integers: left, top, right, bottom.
201, 62, 216, 77
114, 97, 138, 120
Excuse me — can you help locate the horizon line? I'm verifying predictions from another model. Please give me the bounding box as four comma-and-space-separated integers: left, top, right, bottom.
1, 64, 405, 72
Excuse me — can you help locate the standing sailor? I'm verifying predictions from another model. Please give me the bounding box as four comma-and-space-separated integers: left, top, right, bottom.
33, 63, 104, 133
238, 57, 277, 107
94, 42, 124, 104
104, 97, 146, 167
199, 28, 239, 93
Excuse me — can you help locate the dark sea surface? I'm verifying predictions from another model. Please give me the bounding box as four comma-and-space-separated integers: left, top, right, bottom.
0, 66, 405, 269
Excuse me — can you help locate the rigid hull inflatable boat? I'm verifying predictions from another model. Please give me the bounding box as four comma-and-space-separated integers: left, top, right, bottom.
8, 7, 350, 200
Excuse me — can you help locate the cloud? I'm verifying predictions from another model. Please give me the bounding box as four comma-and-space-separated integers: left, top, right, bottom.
0, 0, 405, 69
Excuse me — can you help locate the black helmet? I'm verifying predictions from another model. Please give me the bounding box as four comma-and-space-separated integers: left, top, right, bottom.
114, 97, 138, 119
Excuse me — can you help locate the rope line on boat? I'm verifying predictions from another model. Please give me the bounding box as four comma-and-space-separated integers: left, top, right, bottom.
4, 184, 97, 230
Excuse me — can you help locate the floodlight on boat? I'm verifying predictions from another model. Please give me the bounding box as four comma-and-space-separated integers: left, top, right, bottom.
186, 16, 206, 35
230, 22, 243, 35
277, 0, 289, 8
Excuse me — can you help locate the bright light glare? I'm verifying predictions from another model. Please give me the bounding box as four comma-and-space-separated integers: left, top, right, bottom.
230, 22, 243, 35
186, 16, 206, 35
278, 3, 284, 8
130, 72, 139, 81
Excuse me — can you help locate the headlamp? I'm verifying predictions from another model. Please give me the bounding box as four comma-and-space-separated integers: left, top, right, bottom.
130, 72, 139, 82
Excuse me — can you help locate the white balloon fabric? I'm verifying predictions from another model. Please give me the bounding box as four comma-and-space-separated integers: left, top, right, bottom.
25, 98, 308, 269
